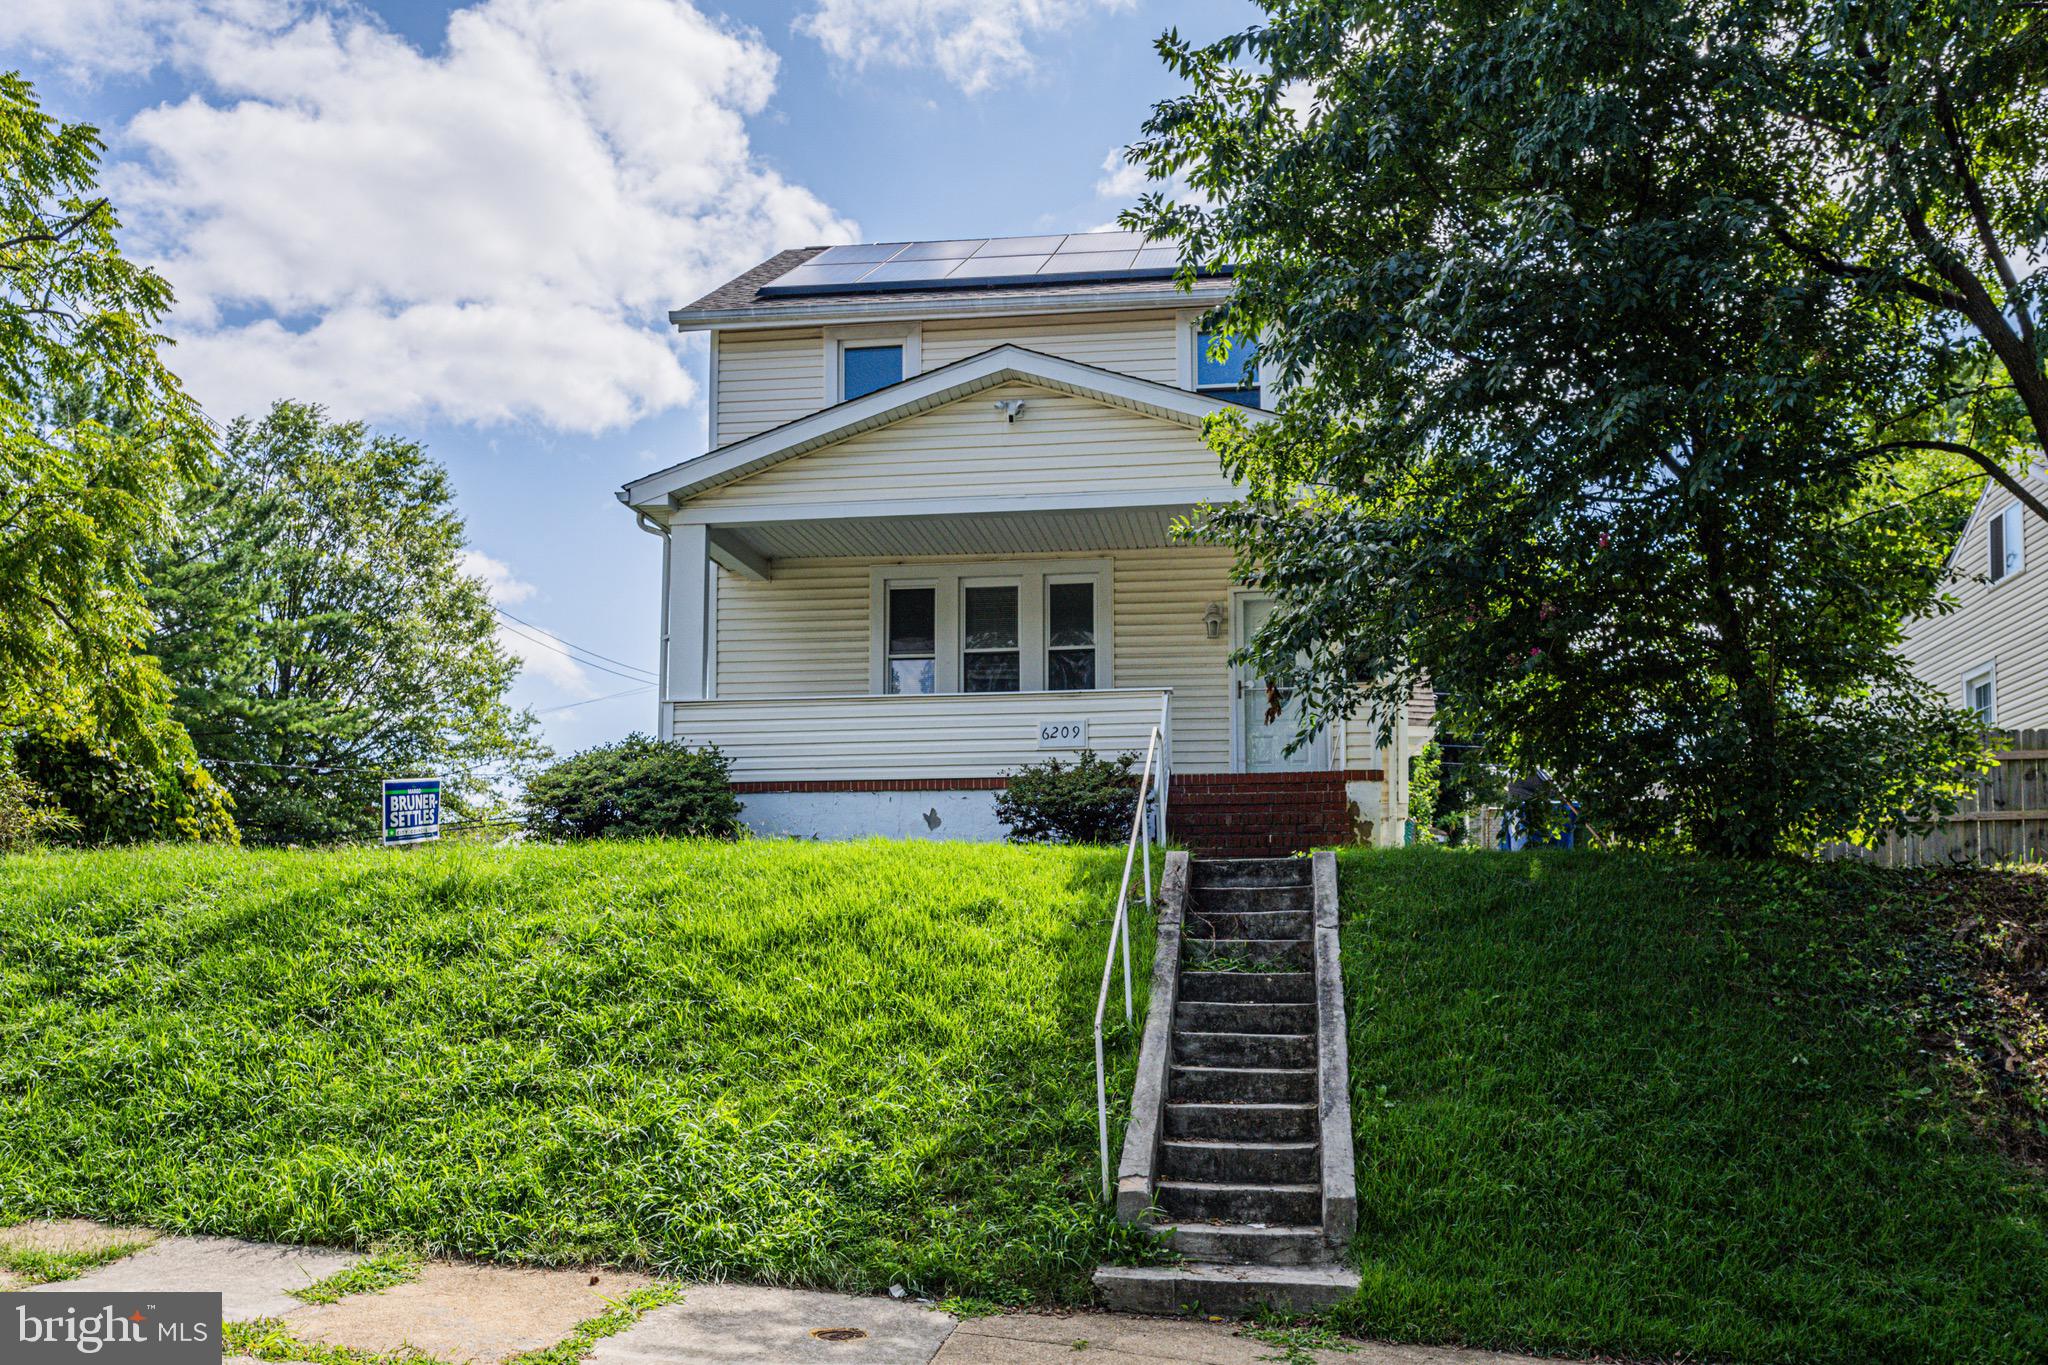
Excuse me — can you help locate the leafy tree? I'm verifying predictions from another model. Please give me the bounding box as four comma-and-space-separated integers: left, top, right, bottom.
0, 71, 221, 822
1128, 0, 1997, 855
521, 734, 740, 841
146, 401, 545, 844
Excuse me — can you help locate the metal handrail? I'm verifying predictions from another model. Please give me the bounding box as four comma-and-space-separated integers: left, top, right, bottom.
1094, 691, 1171, 1200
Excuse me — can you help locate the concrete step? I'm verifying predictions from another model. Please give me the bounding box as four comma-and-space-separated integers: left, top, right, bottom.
1173, 1030, 1314, 1069
1160, 1139, 1319, 1185
1174, 1000, 1316, 1035
1160, 1222, 1329, 1266
1184, 937, 1312, 971
1188, 884, 1313, 914
1178, 971, 1313, 1004
1093, 1262, 1361, 1316
1190, 858, 1312, 890
1165, 1102, 1317, 1142
1155, 1180, 1322, 1227
1187, 908, 1312, 940
1169, 1065, 1315, 1104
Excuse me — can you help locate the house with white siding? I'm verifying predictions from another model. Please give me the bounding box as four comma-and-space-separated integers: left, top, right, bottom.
1903, 464, 2048, 730
617, 233, 1428, 850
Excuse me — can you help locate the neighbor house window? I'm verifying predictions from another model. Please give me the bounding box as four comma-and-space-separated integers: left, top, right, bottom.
962, 584, 1021, 692
842, 344, 903, 401
885, 586, 936, 694
1965, 667, 1996, 725
1046, 579, 1097, 690
1989, 502, 2025, 583
871, 562, 1112, 694
1196, 330, 1260, 407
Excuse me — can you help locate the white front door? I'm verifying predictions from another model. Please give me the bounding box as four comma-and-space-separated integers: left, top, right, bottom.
1235, 595, 1329, 773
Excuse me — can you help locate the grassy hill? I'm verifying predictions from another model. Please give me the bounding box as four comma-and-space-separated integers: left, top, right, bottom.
3, 840, 2045, 1362
0, 840, 1158, 1303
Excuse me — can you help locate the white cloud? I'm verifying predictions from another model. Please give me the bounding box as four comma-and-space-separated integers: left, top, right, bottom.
3, 1, 856, 432
797, 0, 1133, 96
459, 548, 594, 695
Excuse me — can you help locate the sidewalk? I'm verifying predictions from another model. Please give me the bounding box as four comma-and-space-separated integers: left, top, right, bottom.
1, 1220, 1539, 1364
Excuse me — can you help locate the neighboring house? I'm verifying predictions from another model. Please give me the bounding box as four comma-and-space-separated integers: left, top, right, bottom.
617, 232, 1429, 849
1903, 463, 2048, 729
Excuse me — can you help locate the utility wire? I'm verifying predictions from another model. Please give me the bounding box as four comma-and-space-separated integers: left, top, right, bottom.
493, 616, 657, 684
492, 607, 657, 678
542, 684, 654, 712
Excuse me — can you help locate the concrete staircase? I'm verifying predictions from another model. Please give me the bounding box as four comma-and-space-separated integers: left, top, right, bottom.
1095, 853, 1361, 1315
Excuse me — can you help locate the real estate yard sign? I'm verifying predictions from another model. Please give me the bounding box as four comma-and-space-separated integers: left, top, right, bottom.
382, 777, 441, 845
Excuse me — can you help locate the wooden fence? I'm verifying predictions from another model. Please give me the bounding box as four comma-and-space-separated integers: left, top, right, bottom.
1835, 729, 2048, 868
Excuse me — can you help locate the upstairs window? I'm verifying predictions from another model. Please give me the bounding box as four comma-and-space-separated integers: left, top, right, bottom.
1965, 666, 1996, 725
842, 344, 903, 401
1989, 502, 2025, 583
1197, 330, 1260, 407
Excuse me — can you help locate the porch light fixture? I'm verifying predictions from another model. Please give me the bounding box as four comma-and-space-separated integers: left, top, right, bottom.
993, 399, 1027, 422
1203, 601, 1225, 639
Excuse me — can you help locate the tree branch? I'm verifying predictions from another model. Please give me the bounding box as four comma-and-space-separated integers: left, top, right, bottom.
1858, 439, 2048, 527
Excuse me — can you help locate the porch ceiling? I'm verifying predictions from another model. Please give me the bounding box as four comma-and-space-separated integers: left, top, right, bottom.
720, 504, 1197, 562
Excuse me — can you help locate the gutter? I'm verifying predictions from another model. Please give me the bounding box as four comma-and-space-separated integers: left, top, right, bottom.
669, 284, 1234, 332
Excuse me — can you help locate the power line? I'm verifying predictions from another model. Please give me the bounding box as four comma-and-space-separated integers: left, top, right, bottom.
493, 616, 657, 684
543, 684, 654, 712
492, 607, 657, 679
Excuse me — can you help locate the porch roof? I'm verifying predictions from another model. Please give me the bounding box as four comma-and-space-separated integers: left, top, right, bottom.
616, 345, 1271, 515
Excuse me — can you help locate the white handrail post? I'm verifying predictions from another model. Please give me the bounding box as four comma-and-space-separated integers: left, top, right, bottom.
1157, 690, 1172, 849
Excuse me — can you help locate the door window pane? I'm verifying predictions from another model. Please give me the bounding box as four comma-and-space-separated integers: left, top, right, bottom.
886, 586, 935, 694
843, 345, 903, 400
1047, 581, 1096, 690
962, 585, 1019, 692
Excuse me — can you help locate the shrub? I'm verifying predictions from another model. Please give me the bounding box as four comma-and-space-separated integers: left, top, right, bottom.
0, 755, 78, 853
996, 749, 1140, 845
521, 734, 741, 841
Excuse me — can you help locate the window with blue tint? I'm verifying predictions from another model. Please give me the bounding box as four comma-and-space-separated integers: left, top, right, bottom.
842, 344, 903, 400
1196, 331, 1260, 407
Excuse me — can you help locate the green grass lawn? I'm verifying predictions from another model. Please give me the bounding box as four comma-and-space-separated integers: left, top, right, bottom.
0, 839, 1158, 1302
1332, 848, 2048, 1365
7, 840, 2045, 1363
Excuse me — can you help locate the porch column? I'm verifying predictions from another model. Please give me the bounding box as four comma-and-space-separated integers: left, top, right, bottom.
666, 522, 710, 702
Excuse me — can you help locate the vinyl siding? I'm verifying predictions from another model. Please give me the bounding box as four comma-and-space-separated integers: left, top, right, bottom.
1902, 467, 2048, 728
712, 545, 1241, 772
670, 689, 1168, 784
919, 311, 1182, 384
689, 382, 1232, 515
714, 330, 824, 446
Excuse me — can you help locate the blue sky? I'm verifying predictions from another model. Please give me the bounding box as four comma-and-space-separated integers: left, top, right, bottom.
1, 0, 1253, 756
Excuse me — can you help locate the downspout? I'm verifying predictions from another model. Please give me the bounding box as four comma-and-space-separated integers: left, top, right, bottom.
629, 504, 672, 739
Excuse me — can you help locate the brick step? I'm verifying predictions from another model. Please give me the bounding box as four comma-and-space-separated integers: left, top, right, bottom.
1178, 970, 1313, 1004
1160, 1139, 1320, 1185
1156, 1180, 1321, 1226
1169, 1065, 1315, 1104
1174, 1000, 1316, 1035
1173, 1030, 1314, 1069
1165, 1102, 1317, 1142
1184, 937, 1312, 971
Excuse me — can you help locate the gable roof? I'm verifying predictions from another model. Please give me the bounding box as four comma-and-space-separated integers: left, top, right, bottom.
618, 344, 1269, 513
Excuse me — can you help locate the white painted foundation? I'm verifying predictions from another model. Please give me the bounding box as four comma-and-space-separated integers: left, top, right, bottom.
737, 789, 1008, 842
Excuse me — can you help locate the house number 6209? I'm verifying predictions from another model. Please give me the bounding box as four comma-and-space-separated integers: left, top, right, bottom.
1038, 720, 1088, 749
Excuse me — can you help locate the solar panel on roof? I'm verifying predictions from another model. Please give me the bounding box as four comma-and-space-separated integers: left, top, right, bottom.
752, 231, 1220, 298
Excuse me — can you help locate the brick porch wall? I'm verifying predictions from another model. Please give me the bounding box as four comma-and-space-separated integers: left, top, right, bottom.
1168, 770, 1383, 858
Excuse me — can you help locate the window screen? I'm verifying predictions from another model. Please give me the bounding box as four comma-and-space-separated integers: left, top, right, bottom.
1046, 581, 1097, 690
962, 585, 1020, 692
886, 586, 935, 694
843, 344, 903, 401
